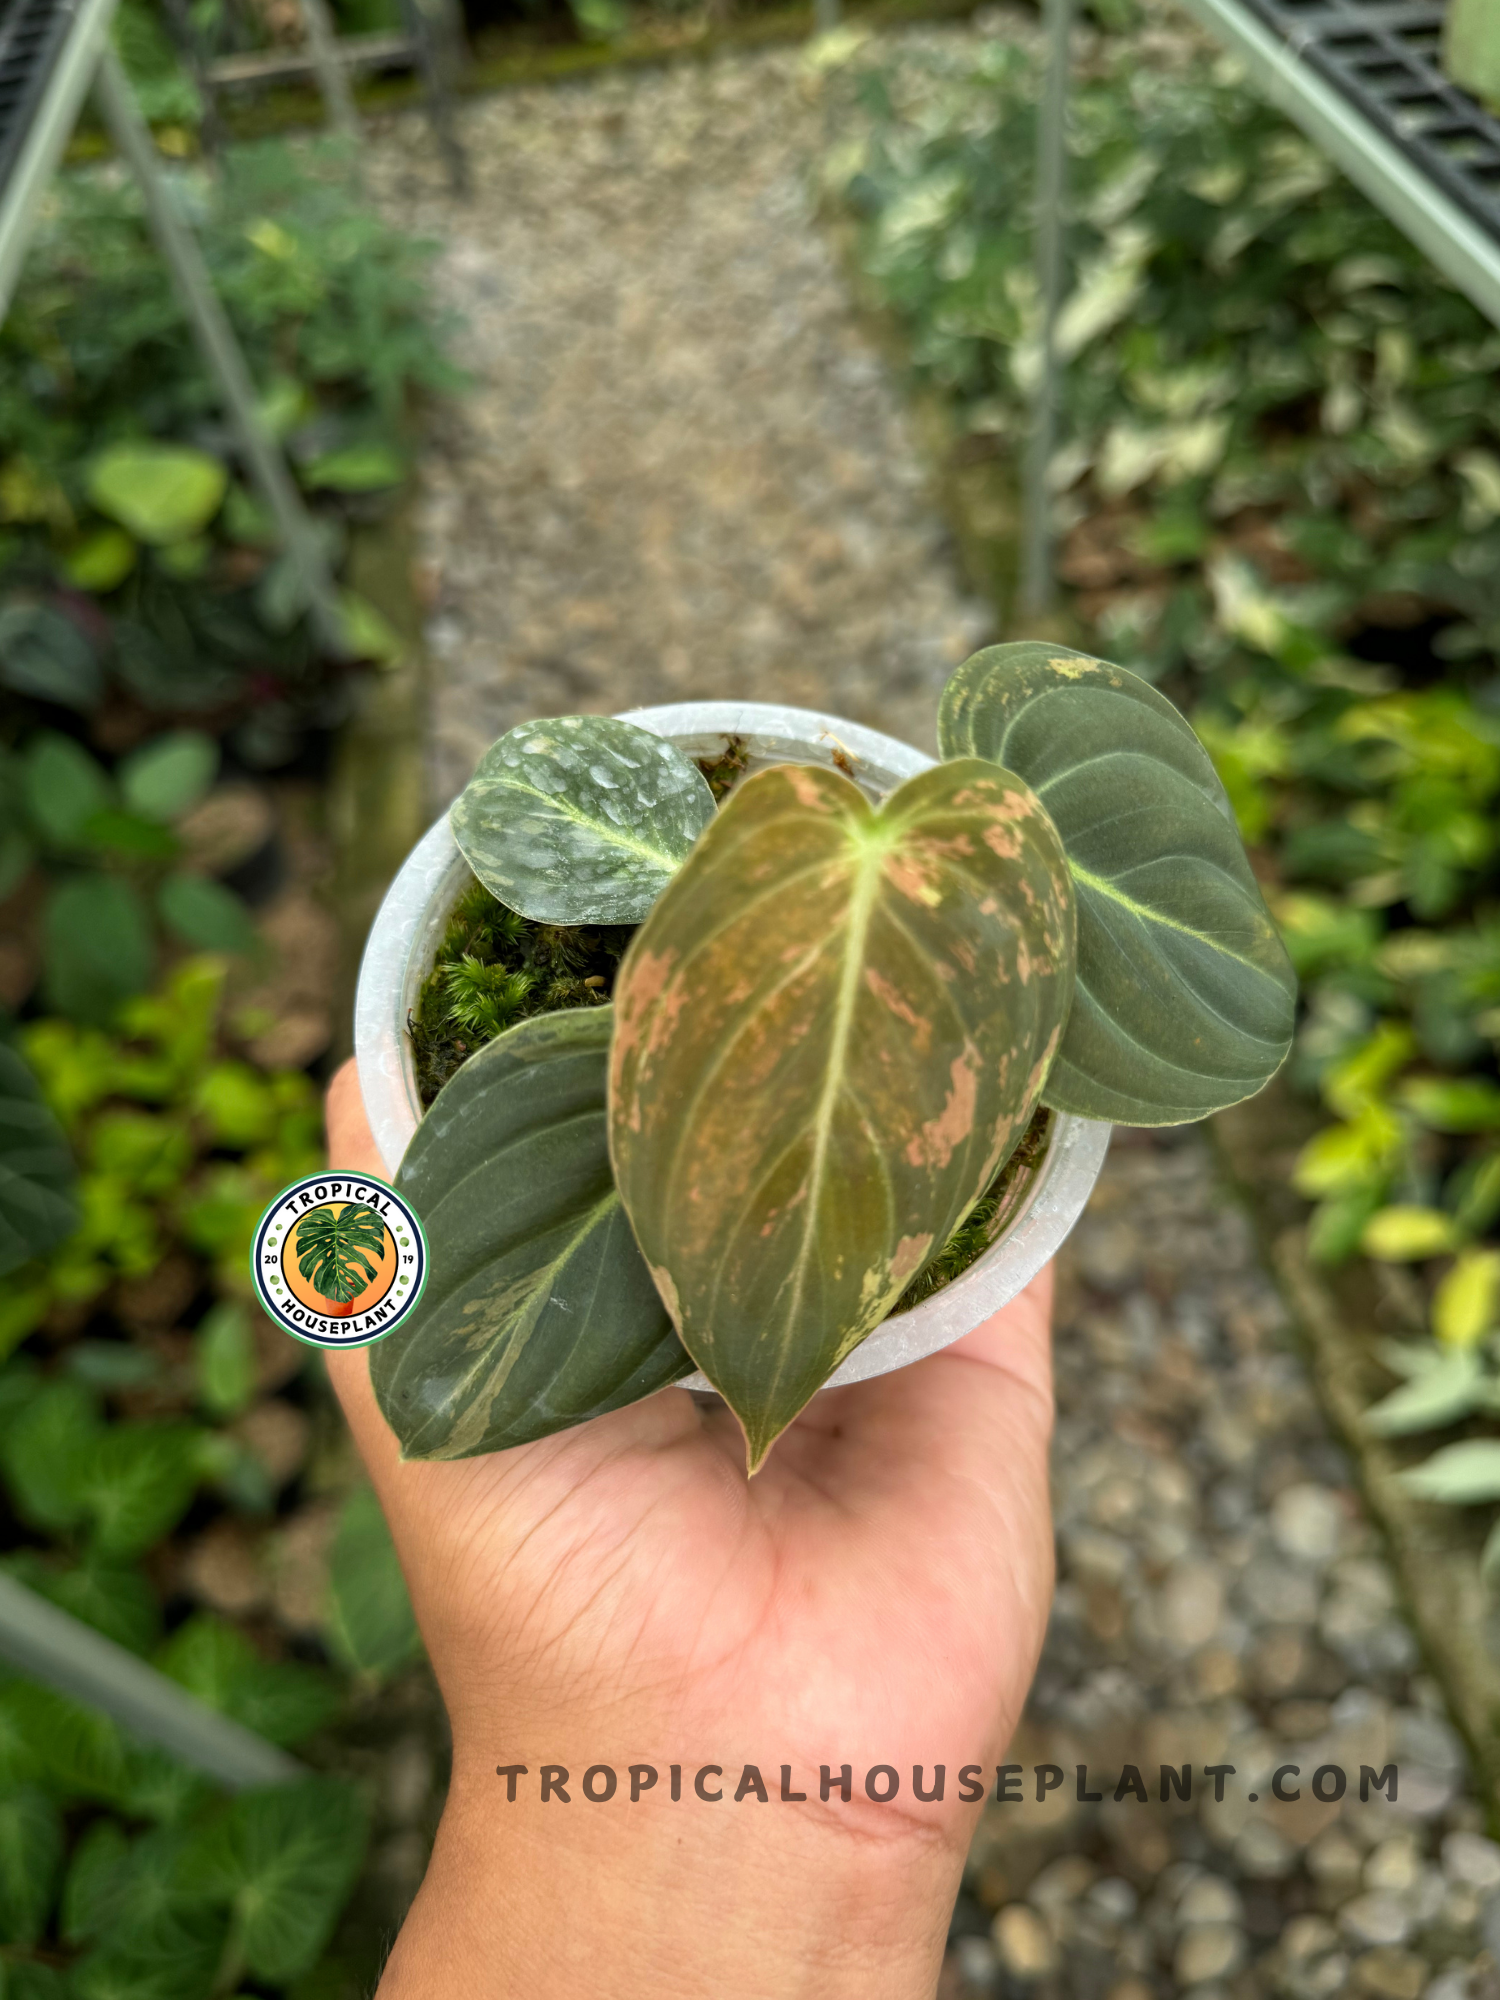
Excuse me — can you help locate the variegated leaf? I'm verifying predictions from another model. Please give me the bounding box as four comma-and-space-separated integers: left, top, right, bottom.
372, 1008, 690, 1459
608, 759, 1075, 1471
939, 641, 1296, 1124
450, 714, 716, 926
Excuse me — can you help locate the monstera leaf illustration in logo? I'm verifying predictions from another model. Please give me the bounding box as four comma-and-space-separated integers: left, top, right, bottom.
295, 1203, 387, 1314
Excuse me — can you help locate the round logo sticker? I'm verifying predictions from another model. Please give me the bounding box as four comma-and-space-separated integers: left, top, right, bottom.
251, 1174, 428, 1349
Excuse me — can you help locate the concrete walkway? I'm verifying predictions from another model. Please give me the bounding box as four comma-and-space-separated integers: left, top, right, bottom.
366, 39, 992, 807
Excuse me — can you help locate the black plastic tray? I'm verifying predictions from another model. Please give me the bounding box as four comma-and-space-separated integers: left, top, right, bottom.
1236, 0, 1500, 245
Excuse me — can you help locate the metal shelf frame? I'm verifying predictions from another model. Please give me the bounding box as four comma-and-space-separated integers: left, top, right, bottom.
1021, 0, 1500, 613
0, 0, 350, 648
1180, 0, 1500, 330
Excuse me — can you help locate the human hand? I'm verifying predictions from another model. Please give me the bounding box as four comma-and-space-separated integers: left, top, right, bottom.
323, 1057, 1056, 2000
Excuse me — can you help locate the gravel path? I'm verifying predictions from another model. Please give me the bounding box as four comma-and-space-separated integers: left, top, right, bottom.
366, 39, 1500, 1998
365, 40, 992, 805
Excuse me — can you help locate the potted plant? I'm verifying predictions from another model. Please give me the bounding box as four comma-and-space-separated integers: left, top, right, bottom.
354, 645, 1296, 1472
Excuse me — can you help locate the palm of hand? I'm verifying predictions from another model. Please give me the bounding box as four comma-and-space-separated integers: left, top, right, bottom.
325, 1061, 1056, 1845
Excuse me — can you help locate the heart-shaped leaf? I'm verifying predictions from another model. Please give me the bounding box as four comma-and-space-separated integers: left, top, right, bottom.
182, 1779, 367, 1982
119, 732, 218, 824
43, 874, 155, 1024
372, 1007, 691, 1459
450, 715, 717, 925
938, 643, 1296, 1124
0, 1043, 78, 1280
87, 443, 227, 546
609, 758, 1075, 1471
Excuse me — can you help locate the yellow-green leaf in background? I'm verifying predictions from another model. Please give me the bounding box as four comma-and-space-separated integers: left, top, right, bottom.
87, 444, 227, 546
1269, 890, 1382, 981
1292, 1102, 1402, 1199
1401, 1077, 1500, 1133
1400, 1440, 1500, 1505
302, 444, 405, 494
1321, 1022, 1415, 1118
256, 374, 313, 440
337, 590, 403, 666
61, 526, 136, 593
1365, 1346, 1487, 1434
1433, 1248, 1500, 1348
1361, 1205, 1462, 1262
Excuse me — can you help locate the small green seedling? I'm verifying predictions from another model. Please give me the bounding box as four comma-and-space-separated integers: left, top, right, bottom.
373, 644, 1296, 1472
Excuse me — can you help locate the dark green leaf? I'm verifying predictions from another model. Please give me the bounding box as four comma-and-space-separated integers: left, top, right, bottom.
610, 759, 1075, 1469
79, 811, 178, 862
194, 1303, 258, 1420
79, 1424, 204, 1558
938, 643, 1296, 1124
0, 605, 102, 712
156, 874, 258, 956
180, 1780, 367, 1983
0, 1787, 63, 1944
65, 1342, 162, 1391
0, 1041, 78, 1279
4, 1964, 67, 2000
24, 733, 111, 848
292, 1202, 387, 1305
0, 828, 34, 902
0, 1379, 98, 1534
113, 1749, 214, 1825
323, 1485, 420, 1681
155, 1615, 340, 1747
43, 876, 155, 1024
113, 621, 246, 716
68, 1929, 226, 2000
450, 715, 717, 925
0, 1552, 160, 1656
65, 1821, 227, 1998
60, 1816, 129, 1943
0, 1681, 128, 1803
375, 1007, 689, 1458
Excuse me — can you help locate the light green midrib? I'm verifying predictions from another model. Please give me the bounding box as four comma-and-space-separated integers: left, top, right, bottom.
772, 850, 881, 1400
1070, 861, 1274, 973
480, 770, 689, 873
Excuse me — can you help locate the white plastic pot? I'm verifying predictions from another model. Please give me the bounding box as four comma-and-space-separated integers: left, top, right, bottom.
354, 700, 1111, 1392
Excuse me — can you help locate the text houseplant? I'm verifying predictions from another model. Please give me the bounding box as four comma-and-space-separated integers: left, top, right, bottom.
354, 645, 1297, 1472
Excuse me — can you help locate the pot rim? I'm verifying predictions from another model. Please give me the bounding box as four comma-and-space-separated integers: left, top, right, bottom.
353, 699, 1109, 1395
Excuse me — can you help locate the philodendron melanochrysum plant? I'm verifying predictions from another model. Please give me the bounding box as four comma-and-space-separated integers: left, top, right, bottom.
373, 646, 1297, 1472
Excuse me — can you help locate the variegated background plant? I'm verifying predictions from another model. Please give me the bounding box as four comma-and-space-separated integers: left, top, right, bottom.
372, 646, 1296, 1471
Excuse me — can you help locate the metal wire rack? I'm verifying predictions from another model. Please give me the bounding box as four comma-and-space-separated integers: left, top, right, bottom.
0, 0, 76, 195
1236, 0, 1500, 245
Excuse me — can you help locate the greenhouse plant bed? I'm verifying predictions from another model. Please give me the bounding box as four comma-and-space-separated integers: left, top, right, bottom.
1216, 1083, 1500, 1821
